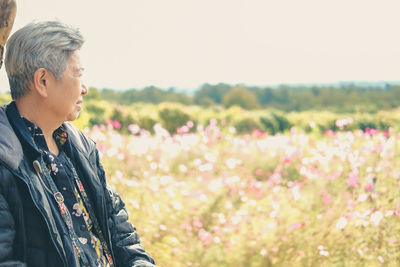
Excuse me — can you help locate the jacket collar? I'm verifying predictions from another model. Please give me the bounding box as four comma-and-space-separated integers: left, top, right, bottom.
6, 101, 41, 162
0, 101, 95, 171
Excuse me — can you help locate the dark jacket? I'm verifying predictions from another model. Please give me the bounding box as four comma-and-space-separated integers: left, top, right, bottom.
0, 102, 156, 267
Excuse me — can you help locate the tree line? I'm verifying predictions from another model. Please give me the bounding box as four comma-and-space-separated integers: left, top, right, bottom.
86, 83, 400, 113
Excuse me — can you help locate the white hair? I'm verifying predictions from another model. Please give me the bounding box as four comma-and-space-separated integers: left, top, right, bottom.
5, 20, 84, 99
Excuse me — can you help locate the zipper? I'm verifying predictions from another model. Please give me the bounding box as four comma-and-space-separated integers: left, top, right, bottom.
30, 159, 68, 267
36, 158, 90, 267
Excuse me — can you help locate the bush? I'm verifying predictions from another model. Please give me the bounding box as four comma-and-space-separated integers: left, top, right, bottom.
260, 116, 279, 135
110, 108, 137, 133
196, 96, 216, 107
356, 117, 378, 131
158, 108, 191, 134
271, 112, 291, 132
222, 86, 260, 110
86, 103, 107, 126
234, 117, 262, 134
138, 116, 157, 134
259, 112, 292, 134
317, 119, 339, 132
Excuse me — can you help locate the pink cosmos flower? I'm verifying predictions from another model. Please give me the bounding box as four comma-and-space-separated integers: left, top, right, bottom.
290, 223, 301, 231
347, 173, 359, 188
324, 129, 335, 137
255, 169, 263, 176
112, 120, 121, 129
128, 124, 140, 134
193, 218, 203, 228
365, 183, 373, 191
209, 118, 218, 126
322, 194, 332, 205
186, 121, 194, 128
198, 229, 212, 246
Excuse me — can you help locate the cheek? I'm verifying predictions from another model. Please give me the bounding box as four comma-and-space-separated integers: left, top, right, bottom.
74, 82, 83, 96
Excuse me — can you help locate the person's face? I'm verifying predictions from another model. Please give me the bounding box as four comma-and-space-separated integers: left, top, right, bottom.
47, 51, 87, 122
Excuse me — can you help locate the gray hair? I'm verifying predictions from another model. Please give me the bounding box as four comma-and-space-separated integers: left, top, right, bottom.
5, 21, 84, 99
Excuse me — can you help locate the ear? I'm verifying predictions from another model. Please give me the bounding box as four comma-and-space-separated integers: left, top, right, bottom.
31, 68, 50, 98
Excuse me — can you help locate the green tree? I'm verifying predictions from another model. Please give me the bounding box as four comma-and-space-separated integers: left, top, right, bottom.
158, 108, 191, 134
222, 86, 260, 110
194, 83, 231, 105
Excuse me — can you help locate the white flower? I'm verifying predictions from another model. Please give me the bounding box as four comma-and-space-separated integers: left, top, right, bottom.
172, 201, 183, 210
170, 237, 179, 244
225, 158, 241, 169
371, 211, 383, 226
78, 237, 87, 244
291, 186, 302, 200
336, 217, 348, 230
179, 164, 187, 173
204, 152, 216, 163
319, 250, 329, 256
268, 221, 277, 229
51, 163, 58, 173
148, 162, 157, 171
199, 163, 213, 172
193, 159, 202, 166
358, 193, 368, 202
269, 210, 278, 218
260, 249, 267, 256
385, 210, 394, 217
72, 203, 82, 217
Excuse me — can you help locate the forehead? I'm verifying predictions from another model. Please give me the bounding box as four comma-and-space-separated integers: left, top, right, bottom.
66, 51, 84, 72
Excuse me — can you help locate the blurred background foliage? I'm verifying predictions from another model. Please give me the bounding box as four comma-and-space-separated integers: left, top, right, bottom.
1, 82, 400, 135
87, 82, 400, 113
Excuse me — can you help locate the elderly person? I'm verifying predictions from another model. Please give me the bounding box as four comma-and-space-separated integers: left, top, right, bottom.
0, 21, 156, 267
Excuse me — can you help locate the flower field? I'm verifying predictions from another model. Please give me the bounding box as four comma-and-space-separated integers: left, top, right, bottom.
86, 120, 400, 266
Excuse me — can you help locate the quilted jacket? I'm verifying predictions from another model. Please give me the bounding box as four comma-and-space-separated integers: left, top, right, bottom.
0, 102, 156, 267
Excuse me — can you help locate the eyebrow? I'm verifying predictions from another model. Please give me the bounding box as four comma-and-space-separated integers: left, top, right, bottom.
72, 66, 85, 73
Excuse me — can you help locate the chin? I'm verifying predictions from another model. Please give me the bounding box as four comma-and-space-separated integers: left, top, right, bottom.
67, 112, 80, 122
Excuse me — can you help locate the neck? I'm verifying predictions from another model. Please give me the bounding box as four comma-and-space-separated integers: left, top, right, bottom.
15, 97, 61, 155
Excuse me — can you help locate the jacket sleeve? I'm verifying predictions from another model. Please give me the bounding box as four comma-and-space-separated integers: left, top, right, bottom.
0, 168, 26, 267
95, 150, 156, 267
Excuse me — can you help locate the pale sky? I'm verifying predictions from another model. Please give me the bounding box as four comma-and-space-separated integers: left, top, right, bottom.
0, 0, 399, 92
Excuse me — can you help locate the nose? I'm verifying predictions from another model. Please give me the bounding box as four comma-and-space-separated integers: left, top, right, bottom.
81, 82, 88, 96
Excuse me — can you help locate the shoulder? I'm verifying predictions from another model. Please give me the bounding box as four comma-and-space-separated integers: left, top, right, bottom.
62, 122, 96, 157
0, 105, 23, 170
0, 165, 17, 197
